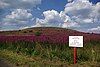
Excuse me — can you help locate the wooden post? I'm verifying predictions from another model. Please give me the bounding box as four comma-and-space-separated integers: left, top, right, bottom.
74, 47, 77, 64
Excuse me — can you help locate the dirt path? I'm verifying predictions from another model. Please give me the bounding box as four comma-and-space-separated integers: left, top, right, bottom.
0, 59, 13, 67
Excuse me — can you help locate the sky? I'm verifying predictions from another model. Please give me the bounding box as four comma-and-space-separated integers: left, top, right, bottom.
0, 0, 100, 33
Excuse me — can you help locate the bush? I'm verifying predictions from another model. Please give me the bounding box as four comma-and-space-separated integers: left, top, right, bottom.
29, 30, 33, 32
34, 31, 42, 36
23, 31, 27, 33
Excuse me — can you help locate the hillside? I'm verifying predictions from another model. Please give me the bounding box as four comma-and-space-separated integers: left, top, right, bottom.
0, 27, 88, 35
0, 27, 100, 44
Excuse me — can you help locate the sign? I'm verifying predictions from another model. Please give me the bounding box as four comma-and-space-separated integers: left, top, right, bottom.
69, 36, 83, 47
69, 36, 83, 64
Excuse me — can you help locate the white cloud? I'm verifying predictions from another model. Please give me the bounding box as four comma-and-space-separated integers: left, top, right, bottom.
34, 9, 80, 28
67, 0, 73, 2
3, 9, 33, 25
19, 26, 30, 30
0, 0, 42, 31
88, 26, 100, 33
34, 10, 79, 28
83, 19, 93, 23
43, 10, 61, 22
62, 22, 80, 28
89, 3, 100, 23
64, 0, 100, 23
0, 0, 10, 8
0, 0, 41, 9
35, 10, 63, 27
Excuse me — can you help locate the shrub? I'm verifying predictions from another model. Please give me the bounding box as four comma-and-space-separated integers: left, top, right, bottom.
34, 31, 42, 36
29, 30, 33, 32
23, 31, 27, 33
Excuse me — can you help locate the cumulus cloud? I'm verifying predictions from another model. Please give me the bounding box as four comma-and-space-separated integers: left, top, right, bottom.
35, 0, 99, 27
3, 9, 33, 25
62, 0, 100, 33
34, 10, 79, 28
90, 3, 100, 23
0, 0, 41, 9
35, 10, 63, 27
64, 0, 100, 23
88, 26, 100, 33
0, 0, 42, 31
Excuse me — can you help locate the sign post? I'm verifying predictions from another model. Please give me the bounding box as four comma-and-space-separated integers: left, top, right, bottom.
69, 36, 83, 64
74, 47, 77, 64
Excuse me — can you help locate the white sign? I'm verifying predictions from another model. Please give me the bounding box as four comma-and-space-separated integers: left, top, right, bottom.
69, 36, 83, 47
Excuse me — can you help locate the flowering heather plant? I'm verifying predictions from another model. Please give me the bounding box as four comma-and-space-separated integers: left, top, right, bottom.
0, 33, 100, 44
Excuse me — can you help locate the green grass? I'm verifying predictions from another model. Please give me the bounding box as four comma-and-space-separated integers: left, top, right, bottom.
0, 41, 100, 67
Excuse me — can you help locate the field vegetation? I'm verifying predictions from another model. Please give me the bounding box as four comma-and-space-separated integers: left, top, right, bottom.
0, 27, 100, 67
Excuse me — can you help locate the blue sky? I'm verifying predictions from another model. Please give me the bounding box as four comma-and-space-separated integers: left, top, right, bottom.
90, 0, 100, 4
32, 0, 67, 18
0, 0, 100, 33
